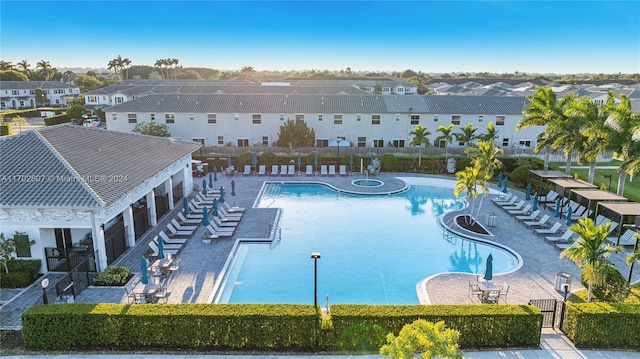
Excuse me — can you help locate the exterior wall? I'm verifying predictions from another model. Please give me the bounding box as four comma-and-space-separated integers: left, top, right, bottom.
85, 94, 110, 107
0, 85, 80, 109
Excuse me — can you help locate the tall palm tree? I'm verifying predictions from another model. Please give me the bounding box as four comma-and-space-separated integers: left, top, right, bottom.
516, 87, 574, 171
154, 59, 165, 79
0, 61, 13, 70
409, 124, 431, 168
435, 124, 455, 162
107, 59, 119, 78
241, 66, 256, 78
466, 139, 503, 221
604, 93, 640, 195
121, 57, 131, 81
171, 58, 179, 79
453, 122, 479, 155
16, 59, 30, 72
477, 121, 499, 142
454, 166, 481, 225
36, 60, 53, 80
561, 218, 621, 302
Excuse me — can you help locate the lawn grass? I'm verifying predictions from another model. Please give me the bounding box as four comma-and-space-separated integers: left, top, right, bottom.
549, 162, 639, 203
568, 283, 640, 304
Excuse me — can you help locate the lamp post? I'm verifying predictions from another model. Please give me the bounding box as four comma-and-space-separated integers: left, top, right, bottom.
336, 139, 342, 164
603, 174, 612, 192
41, 278, 49, 304
311, 252, 321, 308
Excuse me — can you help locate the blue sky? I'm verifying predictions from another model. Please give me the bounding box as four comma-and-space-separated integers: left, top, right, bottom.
1, 1, 639, 74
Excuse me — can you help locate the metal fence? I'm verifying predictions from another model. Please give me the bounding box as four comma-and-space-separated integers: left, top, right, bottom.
36, 256, 97, 305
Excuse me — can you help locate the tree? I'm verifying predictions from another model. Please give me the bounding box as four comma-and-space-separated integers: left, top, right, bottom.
36, 60, 54, 80
154, 59, 166, 79
170, 58, 179, 79
477, 122, 499, 142
275, 119, 315, 149
453, 122, 479, 151
409, 124, 431, 168
62, 70, 76, 84
16, 59, 30, 72
561, 218, 621, 302
380, 319, 463, 359
400, 69, 418, 78
35, 88, 48, 107
107, 55, 123, 79
0, 69, 29, 81
0, 232, 35, 273
66, 104, 85, 120
11, 116, 27, 133
241, 66, 256, 78
454, 166, 481, 225
121, 57, 131, 80
176, 69, 202, 80
463, 139, 503, 224
603, 93, 640, 195
626, 231, 640, 272
132, 122, 171, 137
435, 124, 455, 162
74, 73, 103, 92
0, 60, 13, 70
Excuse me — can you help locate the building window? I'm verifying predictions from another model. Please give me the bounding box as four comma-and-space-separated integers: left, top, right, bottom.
373, 139, 384, 148
410, 115, 420, 125
502, 138, 509, 147
237, 139, 249, 147
88, 96, 96, 102
14, 233, 32, 258
295, 114, 304, 121
357, 136, 367, 147
112, 114, 117, 121
280, 114, 284, 121
207, 113, 216, 124
165, 113, 175, 124
128, 113, 137, 123
192, 138, 204, 146
12, 90, 19, 95
316, 139, 328, 147
395, 114, 400, 122
372, 114, 381, 125
496, 115, 505, 126
30, 89, 35, 95
189, 113, 195, 121
434, 114, 439, 122
451, 115, 461, 125
217, 136, 224, 145
262, 136, 269, 146
19, 100, 24, 107
334, 114, 343, 125
252, 114, 261, 124
479, 115, 483, 123
150, 113, 155, 122
357, 114, 362, 122
318, 114, 323, 122
519, 140, 532, 149
234, 113, 239, 121
115, 97, 123, 104
392, 140, 405, 148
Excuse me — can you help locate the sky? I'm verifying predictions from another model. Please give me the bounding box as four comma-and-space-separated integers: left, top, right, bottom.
1, 1, 639, 74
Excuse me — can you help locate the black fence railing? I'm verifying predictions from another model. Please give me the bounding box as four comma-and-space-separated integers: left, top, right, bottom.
36, 255, 97, 305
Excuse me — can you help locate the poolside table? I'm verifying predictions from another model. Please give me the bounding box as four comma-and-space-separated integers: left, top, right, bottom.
478, 282, 500, 304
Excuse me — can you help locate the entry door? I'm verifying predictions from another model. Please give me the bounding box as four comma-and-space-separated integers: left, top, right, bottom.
54, 228, 73, 248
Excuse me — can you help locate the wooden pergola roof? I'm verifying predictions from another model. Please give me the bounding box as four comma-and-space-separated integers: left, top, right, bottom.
571, 189, 628, 202
597, 202, 640, 245
529, 170, 573, 180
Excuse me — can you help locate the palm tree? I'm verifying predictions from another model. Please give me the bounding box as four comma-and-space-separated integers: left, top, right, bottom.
626, 231, 640, 281
171, 58, 179, 79
435, 124, 455, 162
36, 60, 53, 80
477, 121, 499, 142
516, 87, 574, 171
454, 166, 481, 225
561, 218, 621, 302
16, 59, 30, 72
0, 61, 13, 70
466, 139, 503, 221
241, 66, 256, 78
604, 93, 640, 195
121, 57, 131, 80
107, 58, 119, 78
453, 122, 479, 155
154, 59, 166, 79
409, 124, 431, 168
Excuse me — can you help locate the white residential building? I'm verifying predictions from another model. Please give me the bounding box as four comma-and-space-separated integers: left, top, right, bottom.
0, 81, 81, 109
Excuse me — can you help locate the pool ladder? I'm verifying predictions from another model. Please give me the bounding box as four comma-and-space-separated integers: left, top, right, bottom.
442, 219, 457, 244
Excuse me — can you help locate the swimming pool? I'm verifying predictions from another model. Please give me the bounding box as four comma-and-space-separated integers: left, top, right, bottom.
216, 179, 520, 304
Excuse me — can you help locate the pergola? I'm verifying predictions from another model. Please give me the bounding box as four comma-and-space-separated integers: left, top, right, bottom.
529, 170, 573, 201
548, 178, 597, 219
570, 189, 628, 220
596, 202, 640, 246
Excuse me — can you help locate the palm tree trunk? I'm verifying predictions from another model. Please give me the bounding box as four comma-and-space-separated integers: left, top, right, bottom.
543, 150, 550, 171
587, 161, 596, 184
418, 148, 422, 169
565, 154, 572, 175
617, 172, 626, 196
587, 283, 592, 302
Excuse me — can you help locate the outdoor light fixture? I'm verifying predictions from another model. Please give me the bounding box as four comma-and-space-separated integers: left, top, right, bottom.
311, 252, 321, 307
337, 138, 343, 163
41, 278, 49, 305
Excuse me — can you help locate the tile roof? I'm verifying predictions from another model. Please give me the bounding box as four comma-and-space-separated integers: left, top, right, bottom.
422, 95, 528, 114
0, 81, 78, 90
0, 125, 201, 208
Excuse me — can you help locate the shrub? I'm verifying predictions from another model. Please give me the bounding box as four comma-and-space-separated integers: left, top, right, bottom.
0, 123, 12, 136
563, 302, 640, 348
237, 151, 254, 167
0, 259, 41, 288
509, 165, 531, 187
380, 154, 399, 172
44, 114, 70, 126
259, 151, 278, 166
92, 265, 132, 286
581, 264, 630, 303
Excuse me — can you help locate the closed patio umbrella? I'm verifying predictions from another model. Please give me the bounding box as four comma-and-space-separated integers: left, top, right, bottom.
141, 257, 149, 285
219, 186, 225, 204
297, 152, 302, 172
526, 183, 531, 201
227, 154, 232, 169
497, 172, 503, 188
231, 180, 236, 207
202, 206, 210, 226
566, 208, 572, 225
533, 193, 539, 212
157, 235, 165, 260
483, 253, 493, 281
209, 173, 213, 189
370, 153, 375, 170
502, 178, 508, 193
554, 198, 561, 218
182, 197, 189, 215
212, 198, 219, 217
213, 165, 217, 182
314, 152, 318, 171
202, 179, 207, 195
349, 152, 354, 172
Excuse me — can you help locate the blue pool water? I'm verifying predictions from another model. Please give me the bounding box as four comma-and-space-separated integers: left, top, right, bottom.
217, 180, 519, 304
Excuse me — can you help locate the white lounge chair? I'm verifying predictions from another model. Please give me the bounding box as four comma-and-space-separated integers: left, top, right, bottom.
541, 190, 559, 203
516, 210, 540, 221
205, 224, 234, 238
535, 222, 562, 236
501, 200, 525, 211
305, 165, 313, 176
257, 165, 266, 176
148, 241, 180, 257
339, 165, 347, 176
213, 216, 238, 228
152, 236, 183, 250
171, 219, 197, 232
167, 222, 194, 236
545, 230, 576, 244
195, 193, 214, 205
524, 214, 550, 228
320, 165, 328, 176
242, 165, 251, 176
218, 207, 242, 221
270, 165, 278, 176
221, 201, 245, 213
185, 210, 204, 220
288, 165, 295, 176
158, 231, 188, 245
205, 223, 234, 233
328, 165, 336, 176
607, 229, 637, 246
280, 165, 288, 176
508, 203, 531, 215
494, 196, 516, 207
492, 192, 513, 203
178, 212, 201, 224
595, 215, 609, 226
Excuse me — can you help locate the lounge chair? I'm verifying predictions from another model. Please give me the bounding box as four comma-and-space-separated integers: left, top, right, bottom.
178, 212, 201, 224
607, 228, 635, 246
320, 165, 328, 176
327, 165, 336, 176
492, 192, 513, 203
148, 241, 180, 257
524, 214, 550, 228
242, 165, 251, 176
213, 216, 238, 228
221, 201, 245, 213
218, 207, 242, 221
305, 165, 313, 176
501, 200, 525, 211
185, 210, 204, 220
595, 214, 609, 226
571, 209, 592, 222
280, 165, 288, 176
508, 203, 531, 215
339, 165, 347, 176
205, 224, 234, 238
541, 190, 559, 203
205, 223, 234, 233
257, 165, 266, 176
288, 165, 296, 176
195, 193, 214, 205
534, 222, 562, 236
166, 222, 194, 237
545, 230, 576, 244
546, 197, 568, 211
516, 210, 540, 221
189, 200, 206, 211
152, 236, 183, 250
171, 218, 197, 232
493, 196, 516, 207
555, 242, 576, 251
158, 231, 188, 245
270, 165, 278, 176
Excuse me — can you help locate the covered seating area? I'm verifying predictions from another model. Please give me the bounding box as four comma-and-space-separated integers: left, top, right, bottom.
547, 178, 597, 219
571, 189, 628, 221
529, 170, 573, 202
596, 202, 640, 246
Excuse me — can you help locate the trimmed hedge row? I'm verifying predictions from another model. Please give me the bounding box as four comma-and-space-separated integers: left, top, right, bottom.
330, 304, 542, 349
563, 302, 640, 349
0, 259, 41, 288
22, 303, 543, 351
44, 113, 71, 126
0, 123, 12, 136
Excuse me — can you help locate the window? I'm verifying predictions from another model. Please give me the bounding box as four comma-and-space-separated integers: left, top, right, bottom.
373, 139, 384, 148
410, 115, 420, 125
357, 137, 367, 147
395, 114, 400, 122
479, 115, 483, 123
434, 114, 439, 122
112, 114, 117, 121
165, 113, 175, 124
262, 136, 269, 146
234, 113, 239, 121
392, 140, 405, 148
252, 114, 261, 124
237, 139, 249, 147
518, 140, 532, 149
372, 114, 381, 125
280, 114, 284, 121
55, 228, 72, 249
295, 114, 304, 121
217, 136, 224, 145
502, 138, 509, 147
189, 113, 195, 121
115, 97, 123, 104
356, 114, 362, 122
316, 139, 328, 147
29, 90, 35, 95
12, 90, 19, 95
128, 113, 137, 123
19, 100, 24, 107
150, 113, 155, 122
451, 115, 461, 125
496, 116, 505, 126
334, 114, 343, 125
88, 96, 96, 102
14, 233, 31, 258
207, 113, 216, 124
192, 138, 204, 146
318, 114, 323, 122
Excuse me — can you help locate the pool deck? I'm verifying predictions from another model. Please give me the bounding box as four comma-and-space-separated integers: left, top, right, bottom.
2, 171, 639, 330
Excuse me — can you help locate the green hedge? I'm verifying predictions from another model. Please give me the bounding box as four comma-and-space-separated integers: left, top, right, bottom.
563, 302, 640, 349
0, 123, 12, 136
44, 113, 71, 126
0, 259, 41, 288
330, 304, 542, 350
22, 304, 321, 350
1, 108, 63, 119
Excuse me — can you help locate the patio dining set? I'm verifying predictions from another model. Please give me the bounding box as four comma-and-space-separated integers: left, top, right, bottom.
469, 279, 509, 304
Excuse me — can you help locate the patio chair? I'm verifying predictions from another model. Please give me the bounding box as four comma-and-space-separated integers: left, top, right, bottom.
555, 242, 576, 251
158, 231, 188, 245
516, 210, 540, 221
534, 222, 562, 236
545, 230, 576, 244
167, 222, 194, 237
218, 206, 242, 220
270, 165, 279, 176
287, 164, 296, 176
206, 224, 235, 238
499, 283, 509, 303
508, 203, 531, 215
178, 212, 201, 224
541, 190, 559, 203
221, 201, 245, 213
213, 216, 239, 228
243, 165, 252, 176
189, 200, 206, 211
171, 218, 197, 232
280, 165, 288, 176
328, 165, 336, 176
494, 196, 517, 207
468, 281, 482, 301
524, 214, 550, 228
501, 200, 525, 212
169, 258, 181, 276
339, 165, 347, 176
571, 209, 592, 222
306, 165, 313, 176
154, 286, 169, 304
320, 165, 328, 176
606, 228, 636, 246
195, 193, 215, 204
257, 165, 266, 176
125, 283, 137, 304
492, 192, 513, 203
595, 214, 609, 225
185, 210, 204, 220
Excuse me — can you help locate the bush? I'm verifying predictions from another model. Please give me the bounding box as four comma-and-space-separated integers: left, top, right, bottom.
0, 259, 41, 288
237, 151, 254, 168
509, 166, 531, 187
563, 302, 640, 348
92, 266, 132, 286
581, 264, 630, 303
259, 151, 278, 167
0, 123, 12, 136
44, 114, 70, 126
380, 154, 399, 172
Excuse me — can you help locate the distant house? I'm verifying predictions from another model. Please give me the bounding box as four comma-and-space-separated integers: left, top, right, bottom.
0, 125, 201, 273
0, 81, 80, 109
